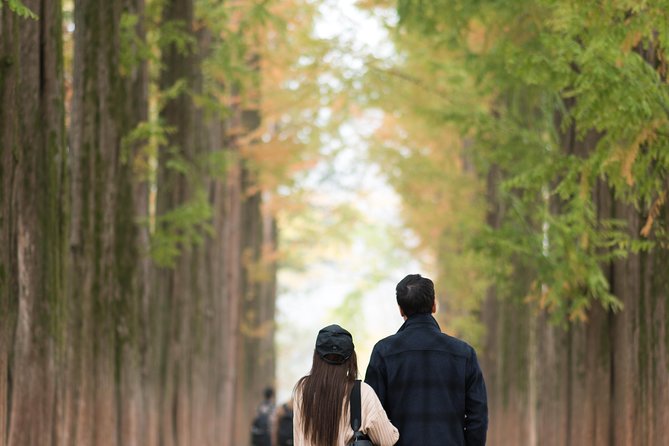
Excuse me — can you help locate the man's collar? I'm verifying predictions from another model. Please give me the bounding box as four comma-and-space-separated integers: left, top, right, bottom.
397, 313, 441, 333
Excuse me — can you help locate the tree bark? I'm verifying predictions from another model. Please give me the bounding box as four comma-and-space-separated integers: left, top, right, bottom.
155, 1, 201, 444
235, 147, 278, 445
66, 0, 146, 444
1, 1, 65, 445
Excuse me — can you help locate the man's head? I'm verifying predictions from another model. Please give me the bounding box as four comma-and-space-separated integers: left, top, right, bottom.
396, 274, 436, 317
263, 386, 274, 401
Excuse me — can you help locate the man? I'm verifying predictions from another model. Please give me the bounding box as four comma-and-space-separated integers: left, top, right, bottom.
251, 387, 275, 446
365, 274, 488, 446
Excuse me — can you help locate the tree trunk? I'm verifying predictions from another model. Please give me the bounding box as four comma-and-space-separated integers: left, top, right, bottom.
0, 1, 65, 445
120, 2, 150, 444
66, 0, 146, 444
236, 145, 278, 444
156, 0, 198, 443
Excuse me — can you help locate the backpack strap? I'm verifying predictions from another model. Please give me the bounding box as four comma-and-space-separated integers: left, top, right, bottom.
349, 380, 362, 432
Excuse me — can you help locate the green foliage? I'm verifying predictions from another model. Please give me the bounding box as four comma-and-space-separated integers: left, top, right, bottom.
372, 0, 669, 324
156, 19, 196, 56
203, 150, 235, 179
139, 0, 300, 271
2, 0, 38, 19
119, 13, 152, 77
196, 0, 280, 105
150, 189, 214, 268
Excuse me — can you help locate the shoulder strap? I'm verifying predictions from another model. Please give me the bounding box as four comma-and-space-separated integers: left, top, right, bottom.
349, 380, 362, 432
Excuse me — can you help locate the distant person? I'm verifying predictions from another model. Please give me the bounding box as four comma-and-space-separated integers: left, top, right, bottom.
293, 324, 399, 446
272, 398, 294, 446
365, 274, 488, 446
251, 386, 276, 446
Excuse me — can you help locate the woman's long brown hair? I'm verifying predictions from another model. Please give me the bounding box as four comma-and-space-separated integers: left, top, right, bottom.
295, 350, 358, 446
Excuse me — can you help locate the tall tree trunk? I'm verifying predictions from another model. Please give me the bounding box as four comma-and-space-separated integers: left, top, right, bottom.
235, 137, 277, 444
157, 1, 278, 443
120, 2, 150, 444
67, 0, 146, 444
479, 141, 535, 445
156, 0, 198, 443
0, 1, 66, 445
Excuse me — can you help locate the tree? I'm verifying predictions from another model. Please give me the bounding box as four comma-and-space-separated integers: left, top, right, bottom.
1, 1, 66, 444
365, 0, 669, 443
66, 0, 148, 443
154, 0, 280, 443
0, 0, 341, 443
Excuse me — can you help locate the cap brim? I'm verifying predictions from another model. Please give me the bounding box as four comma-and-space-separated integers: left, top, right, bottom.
318, 352, 350, 365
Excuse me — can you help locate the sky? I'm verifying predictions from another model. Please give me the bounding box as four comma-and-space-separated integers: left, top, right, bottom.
273, 0, 423, 403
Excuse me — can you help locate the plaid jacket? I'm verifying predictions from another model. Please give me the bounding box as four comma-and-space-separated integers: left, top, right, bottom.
364, 314, 488, 446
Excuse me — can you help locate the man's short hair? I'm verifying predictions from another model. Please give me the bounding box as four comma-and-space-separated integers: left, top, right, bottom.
396, 274, 435, 317
263, 386, 274, 400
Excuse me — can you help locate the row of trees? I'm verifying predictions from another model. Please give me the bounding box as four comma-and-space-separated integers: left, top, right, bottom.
5, 0, 667, 443
361, 0, 669, 444
0, 0, 321, 444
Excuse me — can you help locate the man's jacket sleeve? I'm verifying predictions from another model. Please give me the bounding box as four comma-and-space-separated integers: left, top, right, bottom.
364, 346, 387, 407
464, 347, 488, 446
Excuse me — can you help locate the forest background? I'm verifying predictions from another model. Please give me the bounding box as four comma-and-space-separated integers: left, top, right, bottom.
1, 0, 668, 445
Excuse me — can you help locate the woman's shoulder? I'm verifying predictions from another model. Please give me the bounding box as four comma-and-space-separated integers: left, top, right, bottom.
359, 381, 375, 393
358, 381, 400, 445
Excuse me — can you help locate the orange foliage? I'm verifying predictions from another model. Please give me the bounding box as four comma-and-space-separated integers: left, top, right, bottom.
621, 118, 665, 186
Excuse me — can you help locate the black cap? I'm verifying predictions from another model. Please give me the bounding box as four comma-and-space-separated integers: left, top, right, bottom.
315, 324, 354, 365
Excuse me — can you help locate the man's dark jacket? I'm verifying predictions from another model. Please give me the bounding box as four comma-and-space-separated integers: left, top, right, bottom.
364, 313, 488, 446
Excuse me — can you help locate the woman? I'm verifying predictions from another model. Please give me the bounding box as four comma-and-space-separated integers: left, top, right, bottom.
293, 324, 399, 446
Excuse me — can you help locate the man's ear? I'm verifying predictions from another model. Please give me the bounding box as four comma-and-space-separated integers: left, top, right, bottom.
399, 305, 406, 318
431, 301, 437, 314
